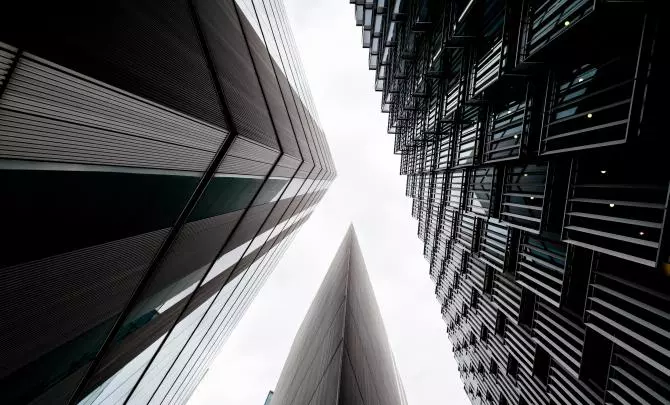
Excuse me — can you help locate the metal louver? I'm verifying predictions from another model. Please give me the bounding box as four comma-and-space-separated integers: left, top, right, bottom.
563, 157, 669, 268
515, 231, 566, 307
500, 163, 550, 234
349, 1, 666, 404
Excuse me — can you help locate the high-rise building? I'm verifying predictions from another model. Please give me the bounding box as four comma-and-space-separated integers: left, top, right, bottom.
349, 1, 668, 404
0, 1, 334, 404
270, 226, 407, 405
264, 391, 274, 405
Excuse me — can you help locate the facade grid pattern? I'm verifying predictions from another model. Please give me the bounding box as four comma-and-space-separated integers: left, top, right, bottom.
349, 1, 669, 404
0, 1, 335, 404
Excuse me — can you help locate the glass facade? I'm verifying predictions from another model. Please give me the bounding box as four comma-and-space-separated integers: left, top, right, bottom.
270, 227, 407, 405
0, 1, 334, 404
349, 1, 668, 405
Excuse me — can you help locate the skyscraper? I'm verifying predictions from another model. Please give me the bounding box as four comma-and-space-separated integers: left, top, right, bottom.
0, 1, 334, 404
349, 1, 668, 404
270, 226, 407, 405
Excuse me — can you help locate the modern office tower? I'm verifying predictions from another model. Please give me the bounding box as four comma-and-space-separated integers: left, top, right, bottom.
350, 1, 668, 404
0, 0, 335, 404
270, 226, 407, 405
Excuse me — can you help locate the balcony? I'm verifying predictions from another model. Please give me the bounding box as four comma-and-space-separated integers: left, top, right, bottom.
562, 156, 669, 268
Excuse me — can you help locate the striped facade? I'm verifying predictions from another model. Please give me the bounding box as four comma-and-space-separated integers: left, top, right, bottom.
349, 1, 668, 405
0, 1, 334, 404
270, 226, 407, 405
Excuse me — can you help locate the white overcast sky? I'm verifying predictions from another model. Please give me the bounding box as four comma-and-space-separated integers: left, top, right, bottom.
188, 1, 470, 404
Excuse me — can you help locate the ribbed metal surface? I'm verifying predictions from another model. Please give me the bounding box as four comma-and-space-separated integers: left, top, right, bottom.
196, 0, 279, 151
0, 0, 228, 128
271, 228, 405, 405
0, 228, 170, 387
0, 42, 18, 91
0, 55, 227, 171
0, 0, 336, 403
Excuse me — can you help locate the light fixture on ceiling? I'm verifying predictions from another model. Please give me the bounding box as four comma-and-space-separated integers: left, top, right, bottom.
609, 203, 615, 207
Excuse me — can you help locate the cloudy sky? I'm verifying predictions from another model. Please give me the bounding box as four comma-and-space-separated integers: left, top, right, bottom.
188, 1, 469, 404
